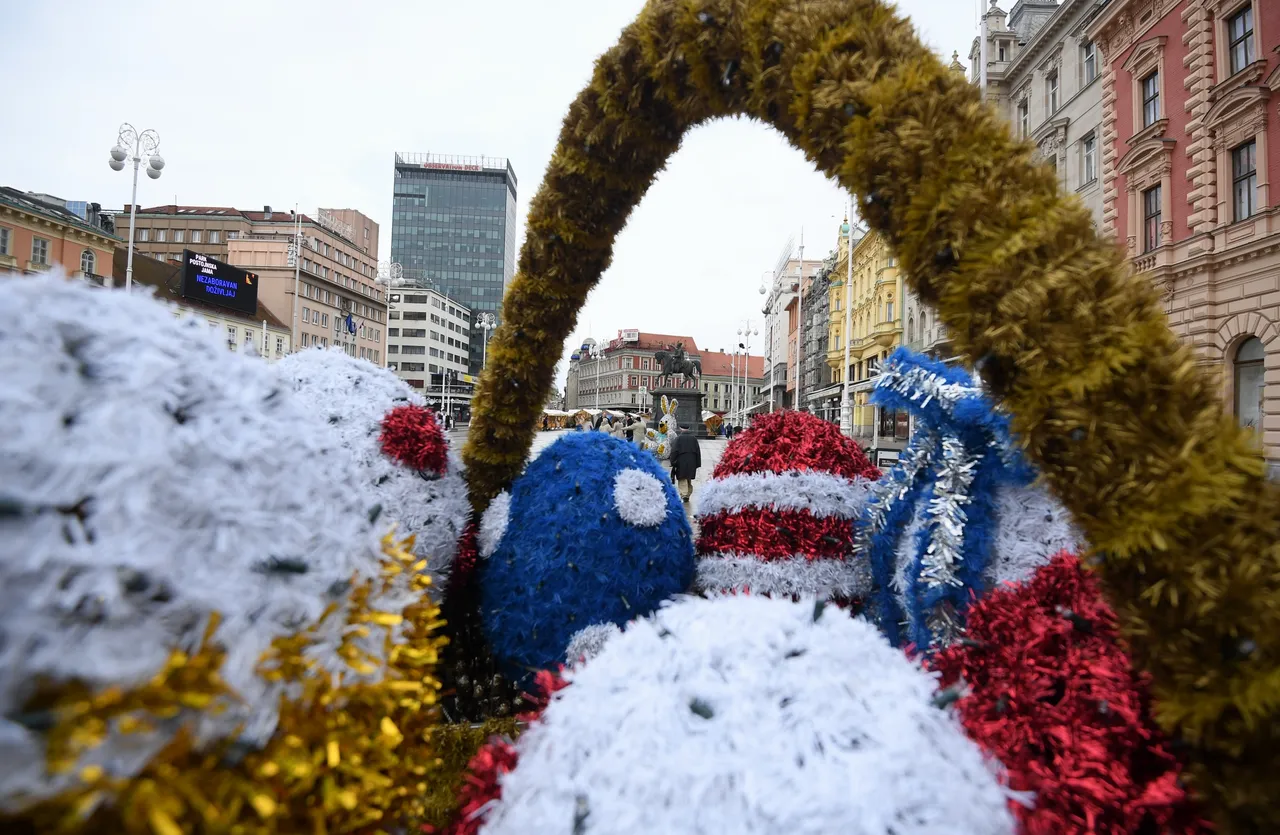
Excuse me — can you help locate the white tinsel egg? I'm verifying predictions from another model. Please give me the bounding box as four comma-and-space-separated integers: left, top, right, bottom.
0, 276, 396, 809
480, 594, 1016, 835
275, 348, 470, 592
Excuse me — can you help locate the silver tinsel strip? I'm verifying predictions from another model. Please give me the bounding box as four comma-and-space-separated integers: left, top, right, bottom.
919, 436, 976, 591
854, 430, 939, 555
874, 364, 974, 417
927, 602, 966, 649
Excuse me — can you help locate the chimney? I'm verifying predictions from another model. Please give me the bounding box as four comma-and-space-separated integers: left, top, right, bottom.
264, 205, 272, 220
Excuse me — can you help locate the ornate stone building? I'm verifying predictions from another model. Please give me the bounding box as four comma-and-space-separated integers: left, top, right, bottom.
1090, 0, 1280, 477
970, 0, 1111, 227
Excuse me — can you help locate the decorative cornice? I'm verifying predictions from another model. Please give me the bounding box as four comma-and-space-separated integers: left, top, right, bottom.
1123, 34, 1167, 73
1126, 116, 1170, 147
1032, 115, 1071, 145
1005, 0, 1099, 77
1118, 136, 1176, 185
1211, 60, 1268, 101
1205, 85, 1269, 132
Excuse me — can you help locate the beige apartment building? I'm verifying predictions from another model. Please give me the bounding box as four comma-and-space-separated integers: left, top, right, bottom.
1089, 0, 1280, 478
119, 205, 387, 363
970, 0, 1109, 228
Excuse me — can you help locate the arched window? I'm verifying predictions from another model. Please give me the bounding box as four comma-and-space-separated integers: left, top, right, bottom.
80, 249, 95, 276
1234, 336, 1265, 432
907, 315, 915, 342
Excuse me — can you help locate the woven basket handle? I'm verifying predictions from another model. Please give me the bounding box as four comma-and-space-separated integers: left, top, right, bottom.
461, 3, 1280, 827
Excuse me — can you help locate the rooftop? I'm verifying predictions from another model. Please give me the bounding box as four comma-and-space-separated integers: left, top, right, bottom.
394, 152, 517, 187
700, 350, 765, 379
0, 186, 120, 241
605, 332, 701, 353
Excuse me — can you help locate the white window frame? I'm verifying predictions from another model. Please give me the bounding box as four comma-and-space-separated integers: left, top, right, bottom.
80, 249, 96, 276
1082, 41, 1097, 85
1082, 133, 1098, 185
31, 236, 49, 265
0, 226, 11, 255
1231, 139, 1258, 223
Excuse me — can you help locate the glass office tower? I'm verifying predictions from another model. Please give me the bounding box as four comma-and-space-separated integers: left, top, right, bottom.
390, 153, 518, 375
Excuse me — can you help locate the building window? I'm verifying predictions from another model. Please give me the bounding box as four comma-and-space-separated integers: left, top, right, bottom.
1082, 133, 1098, 184
156, 229, 167, 242
173, 229, 184, 243
998, 42, 1007, 62
208, 230, 221, 244
31, 237, 49, 266
275, 336, 284, 356
80, 249, 95, 275
0, 227, 9, 255
885, 299, 894, 321
227, 325, 237, 345
1046, 71, 1059, 114
302, 307, 311, 323
1143, 185, 1163, 251
138, 228, 150, 242
1141, 71, 1160, 127
1234, 336, 1265, 432
1227, 6, 1255, 76
1082, 41, 1097, 84
1232, 140, 1257, 223
191, 230, 202, 243
1017, 101, 1029, 137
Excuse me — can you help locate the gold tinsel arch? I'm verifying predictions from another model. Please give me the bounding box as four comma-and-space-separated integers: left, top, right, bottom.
462, 0, 1280, 830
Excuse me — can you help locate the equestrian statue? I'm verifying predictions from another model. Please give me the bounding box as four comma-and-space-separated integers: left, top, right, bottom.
654, 342, 701, 379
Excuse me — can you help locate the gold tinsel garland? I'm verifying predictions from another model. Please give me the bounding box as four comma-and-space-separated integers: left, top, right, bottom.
6, 534, 451, 835
419, 720, 522, 832
460, 1, 1280, 831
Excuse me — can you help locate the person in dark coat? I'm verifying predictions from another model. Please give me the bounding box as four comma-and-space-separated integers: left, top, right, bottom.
669, 424, 702, 503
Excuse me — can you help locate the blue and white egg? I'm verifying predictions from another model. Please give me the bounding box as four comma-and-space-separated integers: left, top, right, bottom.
477, 432, 695, 680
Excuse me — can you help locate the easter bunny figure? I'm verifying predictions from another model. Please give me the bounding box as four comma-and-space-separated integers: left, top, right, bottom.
643, 395, 679, 460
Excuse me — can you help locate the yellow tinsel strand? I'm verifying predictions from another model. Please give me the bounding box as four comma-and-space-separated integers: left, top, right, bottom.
460, 1, 1280, 830
6, 534, 449, 835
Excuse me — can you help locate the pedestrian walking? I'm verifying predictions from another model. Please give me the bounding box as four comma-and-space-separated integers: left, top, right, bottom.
670, 423, 701, 503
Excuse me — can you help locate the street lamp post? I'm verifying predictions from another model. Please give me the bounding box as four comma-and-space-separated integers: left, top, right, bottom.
794, 228, 805, 412
841, 200, 857, 437
477, 312, 497, 369
108, 124, 164, 292
735, 320, 758, 425
375, 260, 404, 367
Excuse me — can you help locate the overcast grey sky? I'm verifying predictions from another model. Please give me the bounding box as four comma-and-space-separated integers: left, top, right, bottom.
2, 0, 978, 384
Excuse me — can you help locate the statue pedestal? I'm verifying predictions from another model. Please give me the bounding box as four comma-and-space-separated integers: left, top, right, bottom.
650, 387, 707, 439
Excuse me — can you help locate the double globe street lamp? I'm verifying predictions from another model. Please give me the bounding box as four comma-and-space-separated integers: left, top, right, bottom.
376, 261, 405, 368
109, 124, 165, 292
477, 312, 497, 369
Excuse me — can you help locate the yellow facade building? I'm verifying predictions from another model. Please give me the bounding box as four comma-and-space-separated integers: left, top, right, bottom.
825, 227, 911, 467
